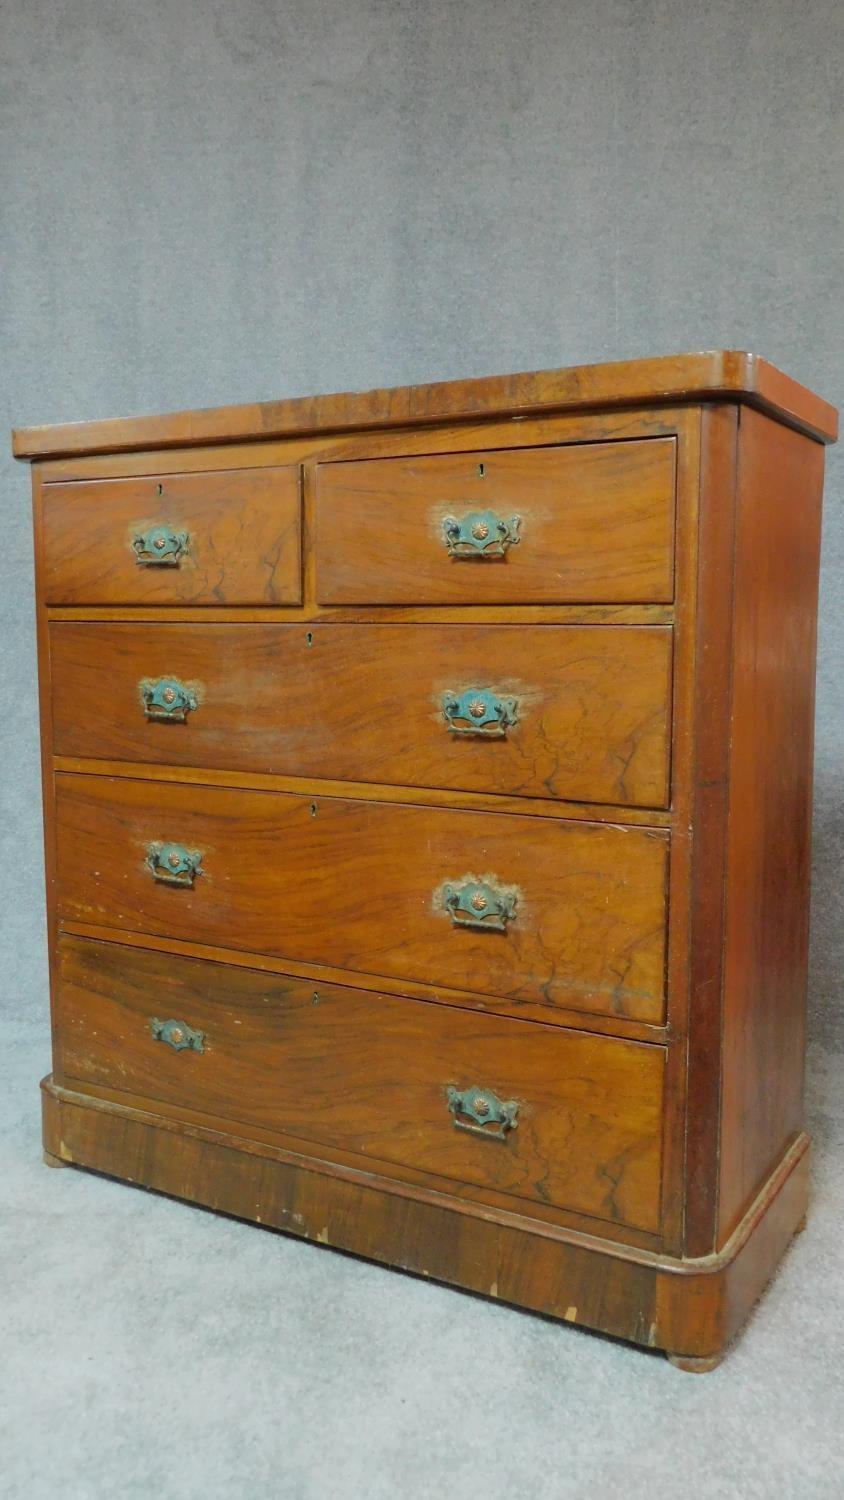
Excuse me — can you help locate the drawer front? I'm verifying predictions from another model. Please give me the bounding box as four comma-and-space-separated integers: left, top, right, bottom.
315, 438, 675, 604
50, 622, 673, 809
41, 467, 302, 605
56, 935, 666, 1232
55, 774, 668, 1023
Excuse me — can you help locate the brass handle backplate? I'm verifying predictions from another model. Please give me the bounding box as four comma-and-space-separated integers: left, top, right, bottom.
141, 677, 198, 722
442, 511, 520, 558
133, 526, 189, 566
146, 842, 203, 887
446, 1085, 519, 1140
442, 689, 518, 737
442, 877, 517, 932
150, 1017, 205, 1053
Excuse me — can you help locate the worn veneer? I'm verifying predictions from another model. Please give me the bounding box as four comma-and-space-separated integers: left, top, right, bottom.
49, 621, 673, 808
16, 352, 836, 1368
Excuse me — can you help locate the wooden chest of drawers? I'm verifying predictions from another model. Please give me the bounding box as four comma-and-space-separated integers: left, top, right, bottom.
14, 352, 837, 1370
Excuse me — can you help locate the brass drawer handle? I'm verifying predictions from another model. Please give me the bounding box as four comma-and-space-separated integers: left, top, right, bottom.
150, 1017, 205, 1053
146, 842, 203, 887
133, 526, 189, 566
141, 677, 197, 722
442, 511, 520, 558
442, 689, 518, 738
447, 1085, 518, 1140
442, 878, 517, 932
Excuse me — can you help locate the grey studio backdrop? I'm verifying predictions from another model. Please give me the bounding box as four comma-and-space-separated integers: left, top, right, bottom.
1, 3, 843, 1498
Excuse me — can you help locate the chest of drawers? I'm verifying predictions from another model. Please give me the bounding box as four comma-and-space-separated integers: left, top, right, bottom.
14, 352, 837, 1370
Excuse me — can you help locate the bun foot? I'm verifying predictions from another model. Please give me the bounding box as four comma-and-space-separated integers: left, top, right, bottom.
667, 1351, 725, 1374
43, 1149, 70, 1168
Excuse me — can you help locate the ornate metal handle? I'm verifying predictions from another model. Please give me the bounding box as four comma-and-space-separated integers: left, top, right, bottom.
132, 526, 189, 566
442, 689, 518, 738
146, 842, 203, 887
141, 677, 198, 722
442, 878, 517, 932
446, 1085, 518, 1140
442, 511, 520, 558
150, 1017, 205, 1053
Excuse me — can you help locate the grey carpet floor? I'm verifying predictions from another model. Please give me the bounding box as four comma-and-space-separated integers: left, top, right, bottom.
2, 1017, 842, 1500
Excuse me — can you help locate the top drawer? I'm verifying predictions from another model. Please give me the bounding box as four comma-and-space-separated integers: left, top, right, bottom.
41, 467, 302, 606
315, 438, 675, 605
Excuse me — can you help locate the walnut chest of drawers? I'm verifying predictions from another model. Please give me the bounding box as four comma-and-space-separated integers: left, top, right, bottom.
14, 352, 838, 1370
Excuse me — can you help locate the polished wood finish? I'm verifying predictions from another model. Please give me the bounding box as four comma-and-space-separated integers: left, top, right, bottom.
57, 936, 666, 1232
49, 621, 672, 807
56, 921, 669, 1042
716, 408, 824, 1244
41, 1078, 811, 1362
41, 467, 302, 605
14, 351, 837, 456
54, 773, 669, 1024
18, 354, 835, 1367
316, 439, 675, 604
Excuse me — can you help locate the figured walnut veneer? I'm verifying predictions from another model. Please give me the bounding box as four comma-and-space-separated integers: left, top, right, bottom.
16, 352, 835, 1368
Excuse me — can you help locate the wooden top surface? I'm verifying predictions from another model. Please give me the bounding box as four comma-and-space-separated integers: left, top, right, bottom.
12, 350, 838, 459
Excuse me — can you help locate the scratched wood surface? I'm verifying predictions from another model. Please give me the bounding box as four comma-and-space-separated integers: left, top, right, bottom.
54, 773, 669, 1024
41, 467, 302, 605
56, 935, 666, 1232
315, 438, 676, 604
41, 1073, 811, 1361
49, 621, 672, 808
716, 410, 825, 1244
20, 351, 837, 1365
13, 351, 838, 456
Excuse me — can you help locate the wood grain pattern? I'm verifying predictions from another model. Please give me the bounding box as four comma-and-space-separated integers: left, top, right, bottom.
53, 758, 674, 830
716, 409, 825, 1243
41, 1077, 811, 1362
316, 439, 676, 604
41, 467, 302, 605
679, 405, 740, 1256
54, 773, 669, 1024
57, 922, 669, 1042
56, 936, 666, 1232
13, 351, 838, 457
49, 621, 672, 808
19, 352, 837, 1365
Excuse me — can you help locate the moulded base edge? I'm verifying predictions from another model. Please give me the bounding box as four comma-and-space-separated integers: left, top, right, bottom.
41, 1076, 810, 1368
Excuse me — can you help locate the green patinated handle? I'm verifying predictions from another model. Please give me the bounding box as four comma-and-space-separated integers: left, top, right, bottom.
141, 677, 198, 722
150, 1017, 205, 1053
146, 842, 203, 887
133, 526, 189, 566
442, 510, 520, 558
442, 878, 517, 932
442, 688, 518, 737
446, 1085, 519, 1140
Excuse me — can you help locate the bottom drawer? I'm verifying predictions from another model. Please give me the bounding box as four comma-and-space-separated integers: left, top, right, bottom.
56, 936, 666, 1234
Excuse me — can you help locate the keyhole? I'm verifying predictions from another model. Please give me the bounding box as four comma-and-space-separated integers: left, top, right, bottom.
306, 631, 314, 647
157, 483, 163, 495
312, 991, 320, 1006
477, 463, 485, 478
310, 802, 317, 817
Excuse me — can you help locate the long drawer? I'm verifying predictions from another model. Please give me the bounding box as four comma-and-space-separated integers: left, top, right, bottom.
41, 467, 302, 605
315, 438, 676, 604
50, 622, 673, 808
56, 935, 666, 1232
54, 774, 669, 1024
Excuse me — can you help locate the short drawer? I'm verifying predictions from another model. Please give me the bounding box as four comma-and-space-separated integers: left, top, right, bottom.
41, 466, 302, 606
56, 935, 666, 1232
315, 438, 675, 604
50, 621, 673, 808
55, 774, 668, 1023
